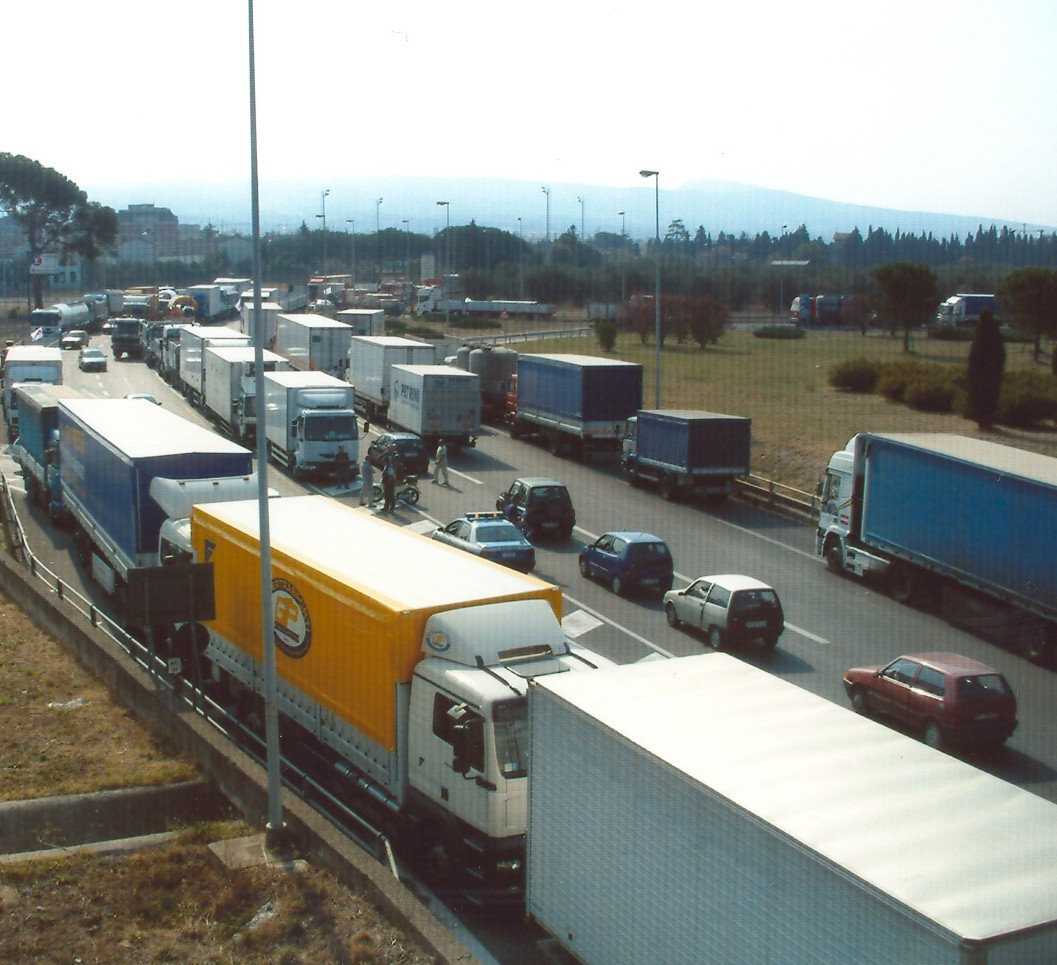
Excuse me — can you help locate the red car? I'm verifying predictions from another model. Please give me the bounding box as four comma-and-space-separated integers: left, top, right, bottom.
843, 652, 1017, 752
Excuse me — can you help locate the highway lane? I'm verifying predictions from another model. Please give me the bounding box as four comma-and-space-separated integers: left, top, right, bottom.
10, 342, 1057, 809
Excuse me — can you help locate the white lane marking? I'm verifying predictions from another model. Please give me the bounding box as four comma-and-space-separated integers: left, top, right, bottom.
785, 622, 831, 645
562, 592, 677, 659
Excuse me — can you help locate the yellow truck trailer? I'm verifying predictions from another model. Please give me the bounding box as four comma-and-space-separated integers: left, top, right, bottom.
191, 495, 609, 895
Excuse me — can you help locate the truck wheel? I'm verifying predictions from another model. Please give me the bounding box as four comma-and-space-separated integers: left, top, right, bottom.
625, 466, 641, 487
665, 603, 680, 627
888, 562, 917, 606
1020, 623, 1057, 667
708, 625, 724, 651
923, 721, 944, 751
658, 476, 676, 501
824, 538, 844, 574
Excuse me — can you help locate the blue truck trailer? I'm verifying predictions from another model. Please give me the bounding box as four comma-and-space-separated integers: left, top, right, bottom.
817, 432, 1057, 663
57, 398, 255, 595
508, 353, 643, 457
12, 384, 87, 521
621, 409, 751, 500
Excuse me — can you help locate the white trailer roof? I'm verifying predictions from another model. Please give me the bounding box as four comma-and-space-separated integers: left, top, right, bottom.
197, 495, 557, 614
535, 653, 1057, 944
59, 399, 249, 459
263, 370, 347, 388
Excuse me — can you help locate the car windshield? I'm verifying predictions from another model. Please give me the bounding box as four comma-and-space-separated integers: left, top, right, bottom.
730, 589, 778, 612
82, 349, 103, 359
957, 673, 1011, 701
303, 413, 357, 441
475, 522, 524, 544
628, 542, 670, 562
493, 697, 528, 778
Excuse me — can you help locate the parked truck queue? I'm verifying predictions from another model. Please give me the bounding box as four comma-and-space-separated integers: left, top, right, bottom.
4, 310, 1057, 964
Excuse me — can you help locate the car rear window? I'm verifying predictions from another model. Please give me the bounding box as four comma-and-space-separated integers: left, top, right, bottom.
956, 674, 1011, 702
628, 542, 670, 562
530, 487, 569, 504
476, 522, 523, 543
730, 589, 778, 612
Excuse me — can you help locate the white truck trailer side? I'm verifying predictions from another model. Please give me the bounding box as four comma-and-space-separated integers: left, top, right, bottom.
202, 344, 287, 442
527, 654, 1057, 965
387, 364, 480, 450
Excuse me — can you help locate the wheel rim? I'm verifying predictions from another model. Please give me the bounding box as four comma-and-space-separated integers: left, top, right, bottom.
924, 722, 942, 749
578, 559, 588, 577
709, 627, 723, 650
665, 604, 679, 627
611, 576, 622, 595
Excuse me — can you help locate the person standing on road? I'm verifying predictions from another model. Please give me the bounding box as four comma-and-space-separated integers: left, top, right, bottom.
359, 454, 375, 508
432, 438, 449, 486
334, 443, 352, 490
381, 453, 397, 513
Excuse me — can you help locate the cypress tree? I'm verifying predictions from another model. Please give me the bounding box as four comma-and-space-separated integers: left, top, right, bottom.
966, 309, 1005, 430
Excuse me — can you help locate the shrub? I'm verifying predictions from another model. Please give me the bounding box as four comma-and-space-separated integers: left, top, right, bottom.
876, 360, 935, 402
828, 357, 880, 393
753, 325, 805, 340
927, 326, 973, 341
995, 371, 1057, 427
904, 372, 957, 413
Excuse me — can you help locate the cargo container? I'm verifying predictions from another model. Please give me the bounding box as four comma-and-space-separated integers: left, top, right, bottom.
2, 344, 63, 434
622, 409, 751, 500
262, 370, 358, 478
274, 313, 353, 377
387, 364, 480, 450
191, 495, 611, 897
57, 398, 255, 595
508, 353, 643, 456
527, 653, 1057, 965
177, 325, 251, 406
202, 344, 287, 442
335, 308, 385, 336
347, 335, 436, 422
12, 384, 86, 520
187, 284, 227, 322
818, 433, 1057, 663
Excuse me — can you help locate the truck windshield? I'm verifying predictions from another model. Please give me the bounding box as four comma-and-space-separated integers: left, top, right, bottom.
493, 697, 528, 779
303, 413, 357, 442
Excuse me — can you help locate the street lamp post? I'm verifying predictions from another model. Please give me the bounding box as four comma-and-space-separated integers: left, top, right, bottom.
640, 169, 661, 407
577, 195, 585, 242
436, 200, 450, 328
317, 188, 329, 279
518, 216, 524, 299
541, 186, 550, 264
345, 220, 355, 286
375, 197, 383, 285
402, 219, 410, 281
618, 211, 626, 303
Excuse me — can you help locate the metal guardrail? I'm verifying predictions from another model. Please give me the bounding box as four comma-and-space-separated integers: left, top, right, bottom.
735, 474, 818, 523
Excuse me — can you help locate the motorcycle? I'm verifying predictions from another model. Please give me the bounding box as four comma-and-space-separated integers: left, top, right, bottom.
373, 473, 420, 506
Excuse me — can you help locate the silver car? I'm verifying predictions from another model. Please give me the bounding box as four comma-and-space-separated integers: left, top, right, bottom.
663, 574, 784, 651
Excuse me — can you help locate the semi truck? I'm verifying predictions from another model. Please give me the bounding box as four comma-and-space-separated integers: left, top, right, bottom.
508, 353, 643, 457
109, 316, 145, 360
189, 495, 612, 896
347, 335, 436, 423
30, 301, 91, 334
386, 364, 480, 450
202, 344, 287, 442
274, 313, 353, 376
817, 432, 1057, 664
335, 308, 385, 336
2, 344, 63, 434
621, 409, 751, 500
262, 370, 358, 478
12, 383, 86, 520
187, 284, 228, 322
177, 325, 251, 406
527, 652, 1057, 965
56, 398, 256, 597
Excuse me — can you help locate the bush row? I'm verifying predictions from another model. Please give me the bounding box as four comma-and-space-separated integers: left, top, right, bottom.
829, 357, 1057, 427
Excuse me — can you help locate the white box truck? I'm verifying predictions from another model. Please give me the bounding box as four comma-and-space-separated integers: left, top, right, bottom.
527, 653, 1057, 965
177, 325, 250, 406
347, 335, 436, 422
387, 364, 480, 450
262, 370, 358, 478
274, 312, 353, 377
202, 344, 288, 442
2, 344, 63, 434
336, 308, 385, 336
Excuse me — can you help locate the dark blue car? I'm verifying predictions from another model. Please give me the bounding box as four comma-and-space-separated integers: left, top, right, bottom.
578, 531, 674, 597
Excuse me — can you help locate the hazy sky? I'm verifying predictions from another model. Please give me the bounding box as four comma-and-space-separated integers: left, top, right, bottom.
7, 0, 1057, 228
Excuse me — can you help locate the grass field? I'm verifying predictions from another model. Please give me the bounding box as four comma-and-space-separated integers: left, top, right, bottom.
515, 326, 1057, 493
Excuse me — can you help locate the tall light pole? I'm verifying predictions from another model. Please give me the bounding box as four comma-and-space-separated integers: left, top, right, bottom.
402, 219, 410, 282
541, 186, 551, 264
640, 169, 661, 407
518, 216, 524, 299
618, 211, 626, 303
375, 197, 383, 285
317, 188, 329, 278
247, 0, 283, 850
577, 195, 585, 242
436, 200, 450, 328
345, 219, 355, 286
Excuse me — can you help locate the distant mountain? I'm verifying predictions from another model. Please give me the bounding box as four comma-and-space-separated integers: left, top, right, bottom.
84, 176, 1033, 244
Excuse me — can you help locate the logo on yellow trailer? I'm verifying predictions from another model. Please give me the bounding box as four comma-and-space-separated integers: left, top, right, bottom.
273, 579, 312, 657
